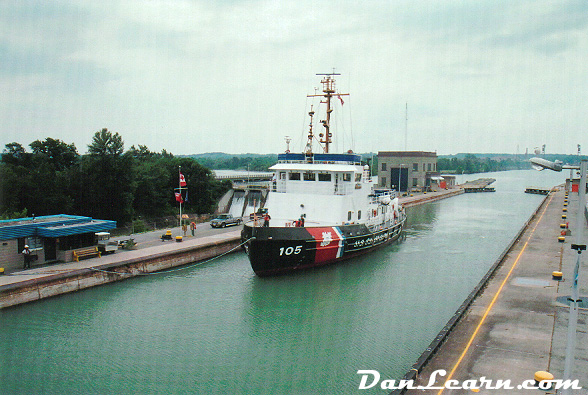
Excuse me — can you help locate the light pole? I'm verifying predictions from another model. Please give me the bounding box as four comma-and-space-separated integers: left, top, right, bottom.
561, 159, 586, 394
532, 157, 586, 394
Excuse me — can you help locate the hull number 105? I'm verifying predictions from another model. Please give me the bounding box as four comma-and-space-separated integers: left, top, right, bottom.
279, 245, 302, 256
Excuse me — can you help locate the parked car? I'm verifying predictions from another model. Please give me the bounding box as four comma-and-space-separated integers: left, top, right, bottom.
210, 214, 242, 228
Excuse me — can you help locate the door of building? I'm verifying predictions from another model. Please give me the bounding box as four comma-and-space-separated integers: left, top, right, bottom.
390, 168, 408, 192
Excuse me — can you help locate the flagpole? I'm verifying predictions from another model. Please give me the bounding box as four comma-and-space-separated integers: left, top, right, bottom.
179, 166, 182, 227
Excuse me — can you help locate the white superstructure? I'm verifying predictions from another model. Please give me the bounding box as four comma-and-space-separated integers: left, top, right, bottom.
263, 153, 400, 229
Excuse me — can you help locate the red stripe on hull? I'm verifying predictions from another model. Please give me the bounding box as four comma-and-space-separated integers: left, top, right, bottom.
305, 227, 343, 264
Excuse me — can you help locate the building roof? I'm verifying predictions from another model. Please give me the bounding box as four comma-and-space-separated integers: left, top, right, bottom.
0, 215, 116, 241
378, 151, 437, 158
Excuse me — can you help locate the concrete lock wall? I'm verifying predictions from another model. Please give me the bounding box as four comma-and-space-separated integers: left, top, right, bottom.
0, 237, 242, 309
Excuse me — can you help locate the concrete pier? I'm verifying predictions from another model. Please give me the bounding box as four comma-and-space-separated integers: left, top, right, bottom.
0, 230, 241, 309
397, 187, 588, 394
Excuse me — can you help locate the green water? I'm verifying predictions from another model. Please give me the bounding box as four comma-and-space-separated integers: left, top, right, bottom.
0, 170, 566, 395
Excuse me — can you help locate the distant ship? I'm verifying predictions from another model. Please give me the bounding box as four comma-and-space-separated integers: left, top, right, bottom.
241, 73, 406, 276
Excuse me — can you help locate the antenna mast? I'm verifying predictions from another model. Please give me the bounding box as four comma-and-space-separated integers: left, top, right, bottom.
307, 72, 349, 153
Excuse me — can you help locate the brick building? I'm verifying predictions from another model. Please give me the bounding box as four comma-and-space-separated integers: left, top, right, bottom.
377, 151, 438, 192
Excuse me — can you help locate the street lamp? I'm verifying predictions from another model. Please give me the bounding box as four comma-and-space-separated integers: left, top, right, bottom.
532, 158, 586, 394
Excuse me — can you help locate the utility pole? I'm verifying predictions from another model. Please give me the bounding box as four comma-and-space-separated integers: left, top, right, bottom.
561, 159, 587, 394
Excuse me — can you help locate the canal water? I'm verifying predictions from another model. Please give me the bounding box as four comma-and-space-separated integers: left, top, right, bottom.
1, 170, 566, 395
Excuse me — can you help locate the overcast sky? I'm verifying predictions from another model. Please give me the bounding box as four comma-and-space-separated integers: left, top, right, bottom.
1, 0, 587, 156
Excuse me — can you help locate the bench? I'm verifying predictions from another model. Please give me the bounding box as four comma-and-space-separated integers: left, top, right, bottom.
73, 246, 101, 262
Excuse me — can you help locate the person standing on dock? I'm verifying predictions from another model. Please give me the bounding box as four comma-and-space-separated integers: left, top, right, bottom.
22, 245, 32, 269
190, 221, 196, 236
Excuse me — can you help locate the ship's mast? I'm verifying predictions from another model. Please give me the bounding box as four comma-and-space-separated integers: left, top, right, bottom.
307, 72, 349, 153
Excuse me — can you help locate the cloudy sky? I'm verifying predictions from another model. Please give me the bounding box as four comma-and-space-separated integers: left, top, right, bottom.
1, 0, 587, 156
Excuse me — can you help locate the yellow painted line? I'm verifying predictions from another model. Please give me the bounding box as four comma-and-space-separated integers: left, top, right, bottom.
437, 193, 555, 395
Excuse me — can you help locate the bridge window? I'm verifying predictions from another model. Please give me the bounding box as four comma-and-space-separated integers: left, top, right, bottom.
289, 172, 301, 180
348, 211, 352, 221
303, 171, 316, 181
343, 173, 352, 182
318, 173, 331, 182
279, 172, 286, 180
355, 173, 362, 182
358, 210, 362, 220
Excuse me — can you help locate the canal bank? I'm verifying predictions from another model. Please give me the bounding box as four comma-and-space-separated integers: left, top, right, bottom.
0, 170, 566, 395
396, 185, 588, 393
0, 184, 472, 309
0, 230, 242, 309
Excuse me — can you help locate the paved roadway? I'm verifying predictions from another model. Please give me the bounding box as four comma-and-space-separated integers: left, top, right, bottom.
113, 218, 246, 250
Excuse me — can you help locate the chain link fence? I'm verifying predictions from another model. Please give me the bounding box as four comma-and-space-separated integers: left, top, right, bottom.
110, 214, 212, 237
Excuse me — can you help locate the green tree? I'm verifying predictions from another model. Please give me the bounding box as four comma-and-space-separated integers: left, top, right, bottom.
30, 137, 78, 171
81, 129, 135, 224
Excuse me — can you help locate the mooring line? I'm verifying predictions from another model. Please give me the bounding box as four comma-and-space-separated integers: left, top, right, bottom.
9, 237, 254, 277
89, 237, 255, 276
436, 192, 554, 395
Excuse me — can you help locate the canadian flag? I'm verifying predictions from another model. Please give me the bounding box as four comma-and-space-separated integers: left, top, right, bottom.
179, 172, 187, 186
175, 192, 183, 203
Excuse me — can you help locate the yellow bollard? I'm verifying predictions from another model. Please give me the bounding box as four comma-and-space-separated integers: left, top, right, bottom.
552, 271, 563, 280
534, 371, 554, 389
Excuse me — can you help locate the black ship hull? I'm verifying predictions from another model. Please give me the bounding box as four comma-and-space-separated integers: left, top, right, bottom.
241, 219, 405, 276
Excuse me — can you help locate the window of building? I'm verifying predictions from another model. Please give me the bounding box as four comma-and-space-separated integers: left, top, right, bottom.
318, 173, 332, 182
381, 177, 386, 187
289, 172, 301, 180
343, 173, 352, 182
303, 171, 315, 181
413, 178, 418, 187
427, 163, 432, 172
381, 163, 386, 171
413, 163, 418, 171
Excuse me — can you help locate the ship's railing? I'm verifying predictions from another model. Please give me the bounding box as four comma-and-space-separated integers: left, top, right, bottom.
369, 190, 397, 204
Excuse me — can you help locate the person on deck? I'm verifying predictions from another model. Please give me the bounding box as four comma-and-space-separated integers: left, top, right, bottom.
263, 213, 271, 227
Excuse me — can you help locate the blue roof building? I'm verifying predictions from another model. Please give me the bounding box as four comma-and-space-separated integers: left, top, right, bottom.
0, 215, 116, 271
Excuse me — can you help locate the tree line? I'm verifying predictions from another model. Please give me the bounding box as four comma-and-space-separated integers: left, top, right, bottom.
190, 153, 278, 172
0, 129, 231, 225
437, 154, 531, 174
